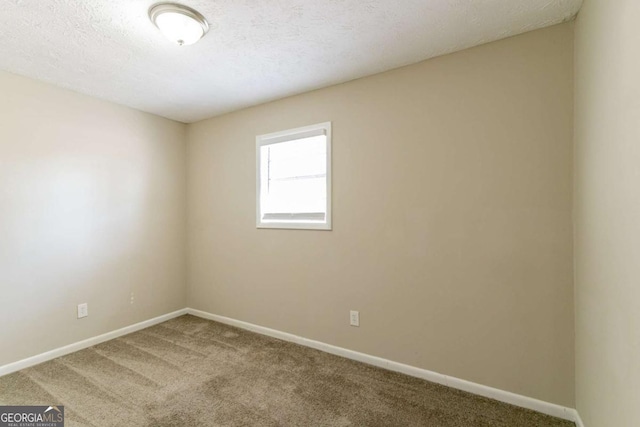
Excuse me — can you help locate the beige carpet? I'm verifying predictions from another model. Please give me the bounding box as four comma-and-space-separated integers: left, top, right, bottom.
0, 315, 574, 426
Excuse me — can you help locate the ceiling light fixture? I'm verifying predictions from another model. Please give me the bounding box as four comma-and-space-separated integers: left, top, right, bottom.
149, 3, 209, 46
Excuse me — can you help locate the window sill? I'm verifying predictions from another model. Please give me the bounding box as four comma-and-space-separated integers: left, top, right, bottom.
256, 222, 332, 231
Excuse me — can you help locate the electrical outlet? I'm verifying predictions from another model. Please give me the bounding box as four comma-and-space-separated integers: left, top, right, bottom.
350, 310, 360, 327
77, 303, 88, 319
130, 292, 135, 305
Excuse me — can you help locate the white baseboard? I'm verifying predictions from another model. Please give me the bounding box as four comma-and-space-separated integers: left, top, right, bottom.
187, 308, 579, 424
0, 308, 188, 377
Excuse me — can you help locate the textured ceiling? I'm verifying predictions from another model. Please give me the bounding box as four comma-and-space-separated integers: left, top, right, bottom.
0, 0, 582, 123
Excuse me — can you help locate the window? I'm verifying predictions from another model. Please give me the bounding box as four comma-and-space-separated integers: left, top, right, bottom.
256, 122, 332, 230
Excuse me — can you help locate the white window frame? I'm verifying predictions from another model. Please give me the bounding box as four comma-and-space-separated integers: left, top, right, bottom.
256, 121, 332, 230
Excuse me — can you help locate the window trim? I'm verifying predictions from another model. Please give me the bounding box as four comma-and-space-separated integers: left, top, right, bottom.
256, 121, 332, 231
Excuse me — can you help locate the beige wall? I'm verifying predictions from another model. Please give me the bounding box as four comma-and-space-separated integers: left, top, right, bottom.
187, 24, 575, 406
574, 1, 640, 425
0, 71, 187, 367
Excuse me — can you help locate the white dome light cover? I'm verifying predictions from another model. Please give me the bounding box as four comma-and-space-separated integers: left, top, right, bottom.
149, 3, 209, 46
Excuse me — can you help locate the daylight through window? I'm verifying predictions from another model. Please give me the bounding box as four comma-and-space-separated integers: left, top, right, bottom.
256, 122, 331, 230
